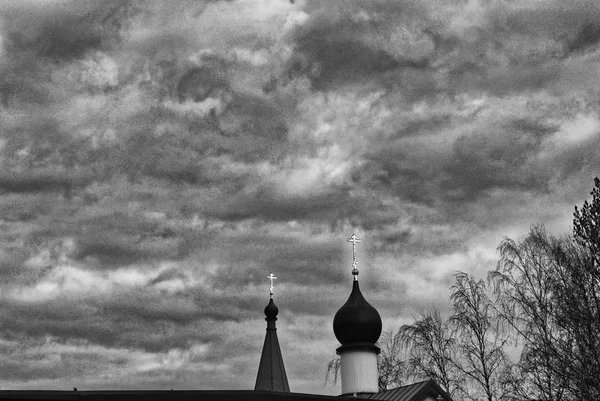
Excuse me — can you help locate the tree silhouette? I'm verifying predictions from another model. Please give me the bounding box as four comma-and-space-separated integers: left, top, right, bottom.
492, 178, 600, 400
573, 177, 600, 264
450, 272, 511, 401
399, 309, 461, 397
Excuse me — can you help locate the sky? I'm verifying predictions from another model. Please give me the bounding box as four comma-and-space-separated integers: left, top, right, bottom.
0, 0, 599, 394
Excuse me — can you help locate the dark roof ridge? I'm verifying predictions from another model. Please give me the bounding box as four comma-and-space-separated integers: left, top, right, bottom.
363, 379, 452, 401
0, 389, 343, 401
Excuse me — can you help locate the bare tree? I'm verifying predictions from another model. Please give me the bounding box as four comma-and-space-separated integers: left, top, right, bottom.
491, 178, 600, 400
573, 177, 600, 264
325, 353, 341, 387
492, 227, 572, 401
399, 309, 462, 398
377, 328, 406, 391
450, 272, 511, 401
570, 178, 600, 396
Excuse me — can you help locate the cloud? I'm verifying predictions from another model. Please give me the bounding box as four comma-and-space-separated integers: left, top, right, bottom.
284, 1, 432, 91
0, 0, 135, 62
443, 119, 553, 199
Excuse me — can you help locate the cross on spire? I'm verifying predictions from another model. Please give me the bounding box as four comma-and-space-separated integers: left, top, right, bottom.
347, 233, 361, 280
267, 273, 277, 298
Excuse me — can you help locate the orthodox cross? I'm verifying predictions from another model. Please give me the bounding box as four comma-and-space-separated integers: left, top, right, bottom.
347, 233, 361, 280
267, 272, 277, 298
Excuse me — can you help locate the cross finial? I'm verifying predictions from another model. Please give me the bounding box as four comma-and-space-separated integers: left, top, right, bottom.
267, 273, 277, 298
436, 395, 444, 401
347, 233, 361, 280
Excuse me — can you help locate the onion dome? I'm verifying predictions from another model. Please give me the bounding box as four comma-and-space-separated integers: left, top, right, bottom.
334, 234, 382, 396
264, 298, 278, 321
333, 280, 382, 345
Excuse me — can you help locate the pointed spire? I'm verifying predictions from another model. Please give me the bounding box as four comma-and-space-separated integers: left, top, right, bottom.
255, 273, 290, 392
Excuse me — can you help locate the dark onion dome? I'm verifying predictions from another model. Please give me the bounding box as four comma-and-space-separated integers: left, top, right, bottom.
264, 298, 279, 320
333, 280, 382, 345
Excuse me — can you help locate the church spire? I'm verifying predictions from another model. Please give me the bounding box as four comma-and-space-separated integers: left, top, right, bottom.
255, 273, 290, 392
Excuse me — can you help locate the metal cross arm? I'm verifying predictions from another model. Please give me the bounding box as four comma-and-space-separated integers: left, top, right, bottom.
347, 233, 361, 266
347, 233, 361, 280
267, 273, 277, 297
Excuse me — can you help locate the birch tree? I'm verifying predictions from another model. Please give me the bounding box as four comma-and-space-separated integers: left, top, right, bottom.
400, 309, 462, 398
450, 272, 511, 401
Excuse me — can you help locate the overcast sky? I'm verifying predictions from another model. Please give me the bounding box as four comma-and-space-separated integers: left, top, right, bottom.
0, 0, 599, 394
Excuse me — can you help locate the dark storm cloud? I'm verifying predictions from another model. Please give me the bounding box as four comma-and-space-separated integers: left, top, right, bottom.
0, 246, 29, 280
0, 335, 120, 383
74, 234, 153, 267
286, 1, 430, 91
353, 151, 438, 206
436, 0, 600, 96
132, 49, 232, 104
1, 298, 115, 346
0, 285, 258, 354
201, 181, 401, 231
569, 23, 600, 53
55, 212, 193, 267
488, 0, 600, 57
289, 0, 600, 98
2, 117, 75, 162
0, 193, 59, 224
204, 233, 346, 290
0, 0, 137, 112
288, 0, 600, 99
177, 62, 230, 103
288, 37, 424, 91
443, 120, 554, 201
0, 0, 135, 62
105, 98, 287, 185
283, 286, 345, 318
206, 187, 350, 222
547, 132, 600, 183
216, 93, 289, 158
110, 127, 219, 186
0, 172, 87, 195
0, 114, 100, 203
1, 200, 192, 270
0, 73, 52, 108
440, 113, 600, 207
0, 362, 67, 382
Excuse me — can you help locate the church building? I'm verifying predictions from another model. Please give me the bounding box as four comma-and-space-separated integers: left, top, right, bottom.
0, 234, 452, 401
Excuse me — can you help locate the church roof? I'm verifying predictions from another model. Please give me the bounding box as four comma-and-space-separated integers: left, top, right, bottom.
0, 382, 453, 401
0, 390, 337, 401
362, 380, 451, 401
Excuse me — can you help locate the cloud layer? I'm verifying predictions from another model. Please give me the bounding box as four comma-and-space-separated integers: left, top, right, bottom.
0, 0, 599, 394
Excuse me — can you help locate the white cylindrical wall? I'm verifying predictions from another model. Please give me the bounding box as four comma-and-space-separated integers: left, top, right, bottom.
339, 349, 378, 395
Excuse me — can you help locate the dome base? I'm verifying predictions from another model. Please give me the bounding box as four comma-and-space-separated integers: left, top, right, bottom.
337, 347, 379, 395
336, 342, 381, 355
